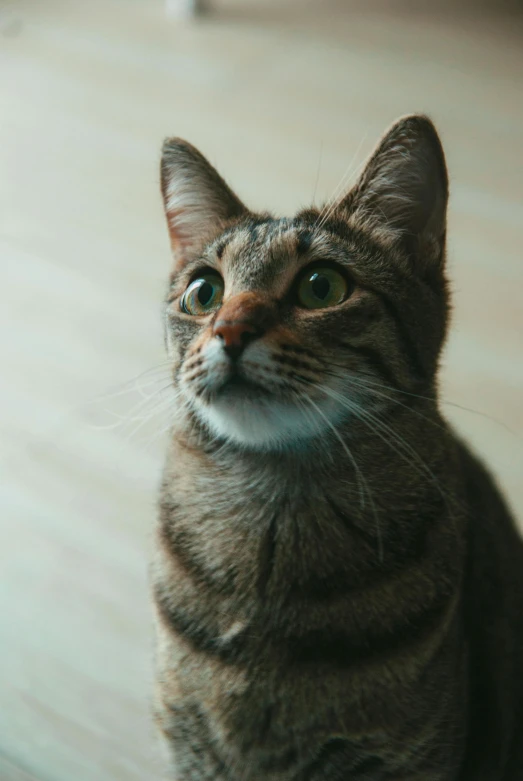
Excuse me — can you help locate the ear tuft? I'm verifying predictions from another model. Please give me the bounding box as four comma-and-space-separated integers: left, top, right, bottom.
341, 115, 448, 266
161, 139, 247, 267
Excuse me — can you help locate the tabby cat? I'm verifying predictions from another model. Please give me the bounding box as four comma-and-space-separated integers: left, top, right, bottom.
153, 115, 523, 780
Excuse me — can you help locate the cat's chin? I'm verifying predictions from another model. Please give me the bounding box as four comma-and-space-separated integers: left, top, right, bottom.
190, 390, 347, 450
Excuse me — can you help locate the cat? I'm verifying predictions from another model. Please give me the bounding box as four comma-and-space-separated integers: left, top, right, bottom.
152, 115, 523, 780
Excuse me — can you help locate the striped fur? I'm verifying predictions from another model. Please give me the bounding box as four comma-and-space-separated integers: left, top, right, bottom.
153, 115, 523, 779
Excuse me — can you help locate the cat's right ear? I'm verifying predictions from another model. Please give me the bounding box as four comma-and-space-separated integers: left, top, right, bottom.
339, 115, 448, 269
160, 139, 247, 269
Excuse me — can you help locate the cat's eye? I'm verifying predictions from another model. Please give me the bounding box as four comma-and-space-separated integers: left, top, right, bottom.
297, 266, 350, 310
181, 273, 224, 315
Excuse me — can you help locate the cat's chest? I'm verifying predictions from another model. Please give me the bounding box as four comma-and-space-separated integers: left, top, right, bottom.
161, 479, 370, 599
164, 466, 309, 578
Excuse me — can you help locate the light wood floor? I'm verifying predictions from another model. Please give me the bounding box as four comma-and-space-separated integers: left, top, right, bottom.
1, 1, 522, 778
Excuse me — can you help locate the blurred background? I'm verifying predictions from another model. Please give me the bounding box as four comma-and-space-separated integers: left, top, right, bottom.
1, 0, 522, 778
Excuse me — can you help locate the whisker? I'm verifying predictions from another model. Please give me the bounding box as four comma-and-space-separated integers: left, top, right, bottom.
315, 133, 368, 229
88, 361, 173, 405
319, 352, 517, 436
343, 372, 516, 436
321, 367, 447, 433
311, 139, 324, 207
319, 384, 440, 483
300, 391, 386, 561
314, 383, 463, 531
122, 389, 181, 445
301, 392, 384, 560
316, 151, 370, 232
141, 394, 190, 450
88, 382, 175, 432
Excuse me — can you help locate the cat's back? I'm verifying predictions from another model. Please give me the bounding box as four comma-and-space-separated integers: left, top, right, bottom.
457, 439, 523, 779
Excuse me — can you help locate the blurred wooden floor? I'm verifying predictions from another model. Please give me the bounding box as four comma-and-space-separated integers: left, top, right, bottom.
1, 0, 522, 778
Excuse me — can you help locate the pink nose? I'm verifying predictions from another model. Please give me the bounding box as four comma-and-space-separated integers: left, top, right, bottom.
212, 319, 261, 358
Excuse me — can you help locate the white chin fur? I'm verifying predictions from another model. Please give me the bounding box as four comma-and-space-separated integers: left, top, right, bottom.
190, 391, 346, 450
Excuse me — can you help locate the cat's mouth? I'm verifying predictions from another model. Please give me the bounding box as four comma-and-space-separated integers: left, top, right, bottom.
186, 358, 348, 449
215, 372, 272, 400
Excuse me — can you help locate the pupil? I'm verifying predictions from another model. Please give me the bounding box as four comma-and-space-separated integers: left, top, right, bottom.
311, 274, 330, 300
197, 281, 214, 306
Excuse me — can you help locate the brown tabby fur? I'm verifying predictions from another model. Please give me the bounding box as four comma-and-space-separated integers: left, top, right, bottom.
153, 115, 523, 780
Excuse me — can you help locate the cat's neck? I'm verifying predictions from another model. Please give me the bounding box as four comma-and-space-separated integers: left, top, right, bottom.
168, 399, 459, 540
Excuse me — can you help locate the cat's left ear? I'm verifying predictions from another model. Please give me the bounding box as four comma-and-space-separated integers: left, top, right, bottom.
161, 139, 247, 269
340, 115, 448, 268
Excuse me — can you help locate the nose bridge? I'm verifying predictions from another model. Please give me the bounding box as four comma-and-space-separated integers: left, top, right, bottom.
215, 291, 276, 331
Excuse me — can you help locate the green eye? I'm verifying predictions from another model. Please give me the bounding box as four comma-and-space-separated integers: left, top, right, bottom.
181, 273, 224, 315
297, 266, 349, 309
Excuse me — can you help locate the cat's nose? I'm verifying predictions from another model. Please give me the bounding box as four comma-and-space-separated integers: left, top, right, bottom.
213, 319, 263, 360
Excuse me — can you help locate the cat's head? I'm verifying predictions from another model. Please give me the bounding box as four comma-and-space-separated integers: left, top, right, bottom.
160, 115, 449, 450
